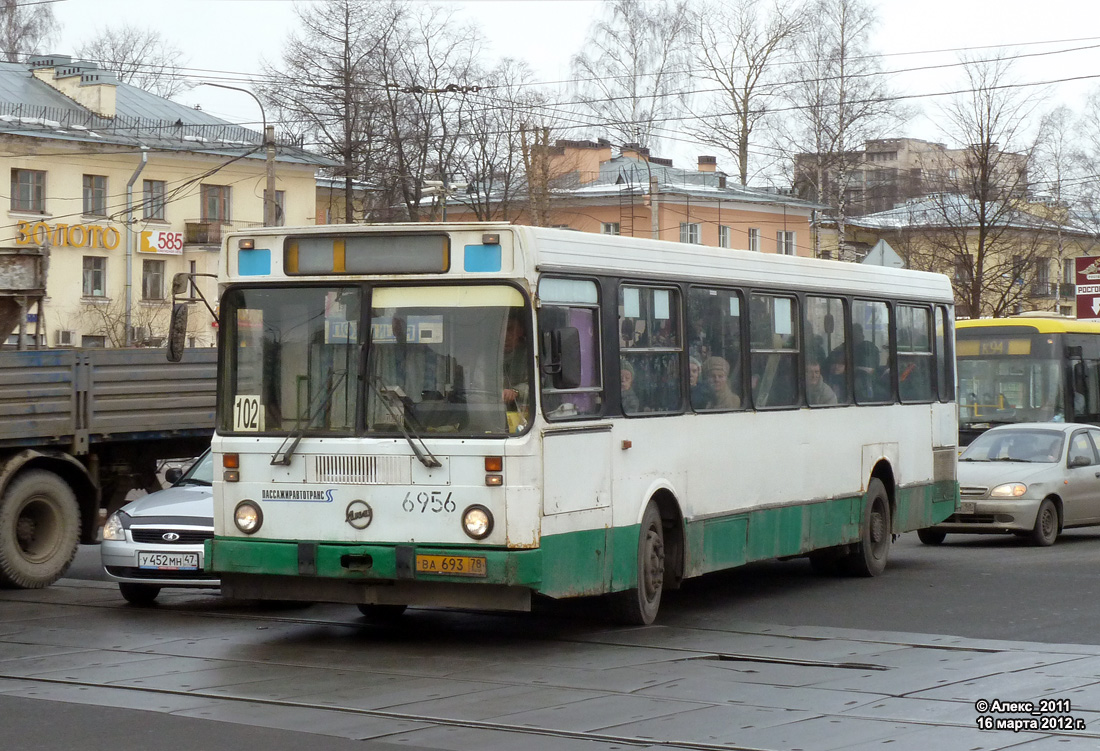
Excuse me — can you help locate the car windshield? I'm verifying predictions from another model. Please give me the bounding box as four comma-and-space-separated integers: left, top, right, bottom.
178, 451, 213, 485
960, 429, 1065, 463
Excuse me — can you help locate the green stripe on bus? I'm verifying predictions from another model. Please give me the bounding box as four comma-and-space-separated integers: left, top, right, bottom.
208, 480, 958, 599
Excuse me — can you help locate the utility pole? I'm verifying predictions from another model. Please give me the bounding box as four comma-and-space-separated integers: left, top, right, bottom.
264, 125, 277, 226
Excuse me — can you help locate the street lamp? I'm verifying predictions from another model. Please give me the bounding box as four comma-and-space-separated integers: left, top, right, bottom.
199, 82, 277, 227
422, 178, 467, 222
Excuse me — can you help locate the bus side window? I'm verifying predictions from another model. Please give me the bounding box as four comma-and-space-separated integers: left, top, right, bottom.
687, 287, 744, 411
536, 278, 603, 420
750, 293, 799, 408
619, 285, 683, 414
898, 305, 933, 403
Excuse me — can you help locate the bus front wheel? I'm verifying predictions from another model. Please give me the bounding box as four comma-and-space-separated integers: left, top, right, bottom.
845, 479, 891, 577
612, 501, 664, 625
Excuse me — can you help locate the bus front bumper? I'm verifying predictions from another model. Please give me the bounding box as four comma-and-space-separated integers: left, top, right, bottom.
209, 537, 543, 611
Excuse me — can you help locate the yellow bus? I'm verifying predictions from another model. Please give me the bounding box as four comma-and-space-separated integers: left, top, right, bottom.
957, 315, 1100, 444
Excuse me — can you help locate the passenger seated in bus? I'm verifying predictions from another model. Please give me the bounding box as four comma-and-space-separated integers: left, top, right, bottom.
806, 358, 837, 405
689, 356, 711, 409
825, 348, 848, 402
702, 356, 740, 409
621, 359, 640, 413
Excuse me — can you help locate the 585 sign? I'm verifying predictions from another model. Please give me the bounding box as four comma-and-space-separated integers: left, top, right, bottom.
139, 230, 184, 255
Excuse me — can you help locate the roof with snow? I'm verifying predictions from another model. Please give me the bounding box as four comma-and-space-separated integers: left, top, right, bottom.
0, 58, 330, 166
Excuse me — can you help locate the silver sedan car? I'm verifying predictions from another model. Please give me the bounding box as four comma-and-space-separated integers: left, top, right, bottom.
919, 423, 1100, 547
101, 450, 216, 604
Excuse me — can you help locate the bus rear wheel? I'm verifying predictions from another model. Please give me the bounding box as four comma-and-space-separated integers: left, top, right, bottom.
845, 479, 891, 577
612, 501, 664, 625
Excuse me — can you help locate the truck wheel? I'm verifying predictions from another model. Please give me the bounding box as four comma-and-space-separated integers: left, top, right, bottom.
0, 470, 80, 589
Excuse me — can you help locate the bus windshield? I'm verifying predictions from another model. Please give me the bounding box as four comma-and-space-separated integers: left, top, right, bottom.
957, 355, 1065, 427
220, 284, 531, 438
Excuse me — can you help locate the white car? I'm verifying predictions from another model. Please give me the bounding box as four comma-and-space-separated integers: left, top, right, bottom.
920, 423, 1100, 547
101, 450, 217, 604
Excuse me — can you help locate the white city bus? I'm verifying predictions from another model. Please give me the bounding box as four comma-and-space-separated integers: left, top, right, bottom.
183, 223, 958, 624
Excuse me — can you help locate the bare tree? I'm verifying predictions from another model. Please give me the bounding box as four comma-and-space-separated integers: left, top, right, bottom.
259, 0, 397, 223
459, 59, 548, 222
0, 0, 57, 62
372, 2, 483, 221
690, 0, 806, 185
76, 26, 192, 99
918, 56, 1045, 317
570, 0, 692, 151
782, 0, 898, 259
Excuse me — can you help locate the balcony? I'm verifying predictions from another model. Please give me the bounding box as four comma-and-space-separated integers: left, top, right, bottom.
185, 220, 265, 246
185, 220, 227, 245
1030, 282, 1053, 298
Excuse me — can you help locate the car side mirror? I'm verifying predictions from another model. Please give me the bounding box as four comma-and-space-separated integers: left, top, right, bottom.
165, 467, 184, 484
1069, 454, 1092, 468
544, 327, 582, 389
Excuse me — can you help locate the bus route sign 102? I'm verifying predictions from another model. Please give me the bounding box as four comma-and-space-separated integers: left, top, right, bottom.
1076, 257, 1100, 319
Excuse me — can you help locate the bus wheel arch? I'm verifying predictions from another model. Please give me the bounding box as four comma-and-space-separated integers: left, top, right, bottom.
845, 464, 895, 577
649, 488, 684, 590
611, 490, 684, 626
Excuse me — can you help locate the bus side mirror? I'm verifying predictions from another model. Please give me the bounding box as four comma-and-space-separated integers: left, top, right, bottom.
1073, 361, 1087, 394
167, 303, 188, 362
171, 272, 190, 297
546, 327, 582, 389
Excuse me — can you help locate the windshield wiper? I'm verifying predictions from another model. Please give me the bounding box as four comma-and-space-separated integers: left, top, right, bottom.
367, 375, 441, 469
270, 370, 349, 466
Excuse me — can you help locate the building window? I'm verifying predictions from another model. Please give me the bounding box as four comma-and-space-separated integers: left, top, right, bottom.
679, 222, 700, 244
83, 174, 107, 216
748, 228, 761, 252
11, 168, 45, 213
263, 188, 286, 226
82, 256, 106, 297
143, 179, 166, 220
601, 222, 620, 236
142, 259, 165, 300
200, 184, 231, 222
718, 225, 731, 248
777, 231, 796, 255
81, 335, 106, 348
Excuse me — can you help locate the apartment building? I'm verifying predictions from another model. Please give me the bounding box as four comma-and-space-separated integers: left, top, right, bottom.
0, 55, 329, 348
794, 137, 1028, 216
443, 139, 823, 257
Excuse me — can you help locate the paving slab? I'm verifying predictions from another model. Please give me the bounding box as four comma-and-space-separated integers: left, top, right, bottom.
600, 703, 818, 741
486, 693, 702, 732
384, 684, 604, 722
171, 698, 433, 741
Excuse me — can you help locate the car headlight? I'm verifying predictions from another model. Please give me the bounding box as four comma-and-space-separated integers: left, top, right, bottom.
234, 501, 263, 534
102, 512, 126, 541
461, 505, 493, 540
990, 483, 1028, 498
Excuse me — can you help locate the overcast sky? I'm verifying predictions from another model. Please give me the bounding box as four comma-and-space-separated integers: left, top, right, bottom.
51, 0, 1100, 167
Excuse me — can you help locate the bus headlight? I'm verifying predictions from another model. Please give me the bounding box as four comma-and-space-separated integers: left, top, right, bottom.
990, 483, 1027, 498
234, 501, 263, 534
462, 505, 493, 540
102, 512, 126, 541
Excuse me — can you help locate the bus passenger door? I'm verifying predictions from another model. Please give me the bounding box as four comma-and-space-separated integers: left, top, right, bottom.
541, 427, 613, 593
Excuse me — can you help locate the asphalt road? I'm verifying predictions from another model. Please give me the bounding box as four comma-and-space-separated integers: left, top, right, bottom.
69, 526, 1100, 645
